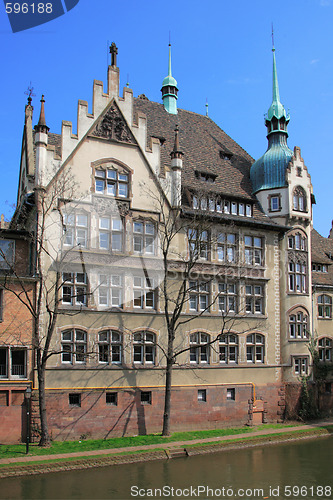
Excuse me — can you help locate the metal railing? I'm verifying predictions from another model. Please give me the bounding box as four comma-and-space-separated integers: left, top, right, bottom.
11, 364, 25, 377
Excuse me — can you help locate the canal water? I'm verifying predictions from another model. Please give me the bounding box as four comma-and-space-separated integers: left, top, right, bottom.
0, 437, 332, 500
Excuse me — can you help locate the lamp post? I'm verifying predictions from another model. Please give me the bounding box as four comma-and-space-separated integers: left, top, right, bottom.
25, 386, 32, 454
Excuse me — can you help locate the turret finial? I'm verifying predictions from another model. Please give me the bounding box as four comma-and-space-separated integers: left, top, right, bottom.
34, 95, 49, 134
161, 41, 178, 115
109, 42, 118, 67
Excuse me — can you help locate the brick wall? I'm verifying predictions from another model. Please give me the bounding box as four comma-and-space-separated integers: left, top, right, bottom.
40, 383, 281, 441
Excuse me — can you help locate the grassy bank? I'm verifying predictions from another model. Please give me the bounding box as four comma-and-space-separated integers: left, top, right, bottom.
0, 423, 293, 459
0, 425, 332, 479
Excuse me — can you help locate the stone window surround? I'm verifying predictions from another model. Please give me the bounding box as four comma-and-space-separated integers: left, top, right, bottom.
268, 193, 282, 212
91, 158, 133, 200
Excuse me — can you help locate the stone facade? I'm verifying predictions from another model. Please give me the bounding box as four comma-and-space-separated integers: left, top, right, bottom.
1, 45, 332, 443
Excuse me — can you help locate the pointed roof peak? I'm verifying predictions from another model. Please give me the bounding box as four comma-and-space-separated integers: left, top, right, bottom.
266, 44, 289, 123
34, 94, 49, 133
170, 124, 183, 159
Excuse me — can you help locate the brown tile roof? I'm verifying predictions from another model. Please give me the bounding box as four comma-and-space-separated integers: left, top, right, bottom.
311, 229, 333, 286
133, 98, 273, 223
48, 133, 62, 158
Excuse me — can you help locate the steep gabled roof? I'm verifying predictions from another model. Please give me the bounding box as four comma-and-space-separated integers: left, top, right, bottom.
311, 228, 333, 286
134, 97, 254, 199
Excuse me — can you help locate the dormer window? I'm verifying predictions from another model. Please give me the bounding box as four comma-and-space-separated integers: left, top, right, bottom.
95, 167, 129, 198
195, 171, 216, 183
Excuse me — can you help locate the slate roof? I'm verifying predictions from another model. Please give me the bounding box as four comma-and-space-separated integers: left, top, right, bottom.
133, 97, 273, 223
311, 228, 333, 286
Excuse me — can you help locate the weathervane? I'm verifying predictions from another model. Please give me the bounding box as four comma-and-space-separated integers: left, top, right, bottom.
24, 82, 35, 105
271, 23, 275, 51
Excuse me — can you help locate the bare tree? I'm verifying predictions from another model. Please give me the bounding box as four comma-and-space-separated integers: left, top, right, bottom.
1, 169, 93, 447
145, 188, 262, 436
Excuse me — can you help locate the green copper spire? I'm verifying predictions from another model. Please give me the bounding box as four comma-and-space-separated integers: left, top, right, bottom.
161, 44, 178, 114
266, 47, 288, 122
250, 39, 293, 194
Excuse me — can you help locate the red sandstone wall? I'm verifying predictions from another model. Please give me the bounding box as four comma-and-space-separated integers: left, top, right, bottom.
40, 383, 281, 442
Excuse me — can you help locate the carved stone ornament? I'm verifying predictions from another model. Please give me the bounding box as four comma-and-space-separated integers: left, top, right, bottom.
90, 104, 135, 144
93, 196, 131, 217
288, 250, 307, 264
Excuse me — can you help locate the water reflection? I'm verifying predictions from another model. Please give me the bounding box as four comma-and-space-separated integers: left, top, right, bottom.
1, 437, 332, 500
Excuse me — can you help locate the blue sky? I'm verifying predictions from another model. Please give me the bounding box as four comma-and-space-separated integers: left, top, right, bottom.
0, 0, 332, 236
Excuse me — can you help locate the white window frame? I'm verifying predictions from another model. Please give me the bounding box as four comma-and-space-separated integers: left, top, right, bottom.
98, 330, 122, 364
246, 333, 265, 363
189, 280, 210, 312
62, 272, 88, 306
95, 168, 129, 198
190, 332, 210, 364
61, 329, 87, 364
133, 331, 156, 364
133, 276, 156, 309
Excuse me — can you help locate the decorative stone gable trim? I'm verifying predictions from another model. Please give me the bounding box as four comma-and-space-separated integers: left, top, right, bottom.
90, 104, 136, 144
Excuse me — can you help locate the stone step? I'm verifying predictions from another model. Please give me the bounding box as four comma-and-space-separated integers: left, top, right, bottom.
165, 448, 188, 459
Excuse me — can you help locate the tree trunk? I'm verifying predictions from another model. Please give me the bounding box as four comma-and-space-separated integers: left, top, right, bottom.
37, 360, 51, 447
162, 356, 173, 436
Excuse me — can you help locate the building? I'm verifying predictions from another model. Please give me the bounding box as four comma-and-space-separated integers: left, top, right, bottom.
0, 228, 35, 443
6, 42, 333, 441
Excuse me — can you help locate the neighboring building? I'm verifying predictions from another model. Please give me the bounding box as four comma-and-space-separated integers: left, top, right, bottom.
0, 229, 35, 443
9, 43, 332, 441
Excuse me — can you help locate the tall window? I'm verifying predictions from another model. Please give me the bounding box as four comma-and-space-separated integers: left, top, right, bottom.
62, 273, 88, 306
218, 283, 237, 313
318, 337, 332, 362
133, 331, 155, 364
188, 229, 209, 260
61, 329, 87, 364
190, 332, 210, 364
63, 213, 88, 248
289, 310, 308, 339
288, 230, 308, 294
95, 167, 129, 197
98, 274, 122, 308
133, 276, 156, 309
288, 262, 307, 293
133, 221, 156, 255
293, 186, 306, 212
98, 331, 122, 364
246, 334, 265, 363
0, 240, 14, 269
288, 233, 307, 251
99, 217, 123, 251
189, 281, 210, 312
217, 233, 236, 263
245, 284, 264, 314
318, 295, 332, 318
219, 334, 238, 364
244, 236, 263, 266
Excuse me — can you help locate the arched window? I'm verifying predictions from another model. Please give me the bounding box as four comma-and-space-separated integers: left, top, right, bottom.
246, 334, 265, 363
289, 309, 309, 339
190, 332, 210, 364
318, 337, 332, 362
94, 162, 130, 198
61, 329, 87, 364
98, 330, 122, 364
219, 334, 238, 364
318, 295, 332, 319
133, 331, 156, 364
292, 186, 307, 212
